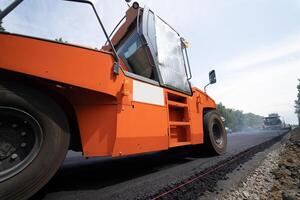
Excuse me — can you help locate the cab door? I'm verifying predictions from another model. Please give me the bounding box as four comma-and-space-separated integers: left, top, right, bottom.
112, 7, 169, 156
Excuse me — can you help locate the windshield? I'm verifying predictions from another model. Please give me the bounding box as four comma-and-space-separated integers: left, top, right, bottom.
0, 0, 106, 49
154, 15, 191, 94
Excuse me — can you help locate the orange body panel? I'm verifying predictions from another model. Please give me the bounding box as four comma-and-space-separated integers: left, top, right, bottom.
113, 102, 169, 156
0, 34, 124, 96
0, 33, 216, 157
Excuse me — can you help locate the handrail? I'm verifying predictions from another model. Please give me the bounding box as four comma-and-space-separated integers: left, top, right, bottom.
0, 0, 23, 20
64, 0, 121, 74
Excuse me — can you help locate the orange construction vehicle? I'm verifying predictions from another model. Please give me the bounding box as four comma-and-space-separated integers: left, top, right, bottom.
0, 0, 227, 199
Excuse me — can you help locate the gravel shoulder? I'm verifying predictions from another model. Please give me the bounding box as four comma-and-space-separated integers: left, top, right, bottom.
215, 128, 300, 200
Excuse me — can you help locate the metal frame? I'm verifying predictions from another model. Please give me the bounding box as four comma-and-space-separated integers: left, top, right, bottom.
124, 71, 160, 86
0, 0, 23, 20
140, 7, 161, 80
64, 0, 120, 74
182, 42, 192, 80
106, 15, 126, 46
140, 7, 192, 95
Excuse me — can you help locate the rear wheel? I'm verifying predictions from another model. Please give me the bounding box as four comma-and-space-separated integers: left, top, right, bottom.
203, 110, 227, 155
0, 81, 70, 200
0, 107, 43, 182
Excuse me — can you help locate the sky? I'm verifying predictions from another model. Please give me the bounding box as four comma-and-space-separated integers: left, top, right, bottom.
1, 0, 299, 124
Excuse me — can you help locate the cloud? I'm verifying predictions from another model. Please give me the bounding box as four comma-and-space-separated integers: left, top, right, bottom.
219, 33, 300, 71
203, 32, 300, 124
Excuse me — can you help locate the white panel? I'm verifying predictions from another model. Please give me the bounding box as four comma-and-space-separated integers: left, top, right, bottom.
133, 80, 165, 106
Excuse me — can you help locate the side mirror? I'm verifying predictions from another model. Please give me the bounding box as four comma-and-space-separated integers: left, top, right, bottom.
209, 70, 216, 84
204, 69, 217, 93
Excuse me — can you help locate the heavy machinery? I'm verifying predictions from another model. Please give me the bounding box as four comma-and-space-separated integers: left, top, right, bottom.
263, 113, 283, 129
0, 0, 227, 199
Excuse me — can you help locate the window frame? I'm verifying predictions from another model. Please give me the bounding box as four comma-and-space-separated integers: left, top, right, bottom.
116, 7, 192, 93
115, 9, 161, 86
140, 7, 192, 95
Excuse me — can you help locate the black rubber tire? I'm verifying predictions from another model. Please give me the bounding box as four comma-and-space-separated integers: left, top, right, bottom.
203, 110, 227, 155
0, 81, 70, 200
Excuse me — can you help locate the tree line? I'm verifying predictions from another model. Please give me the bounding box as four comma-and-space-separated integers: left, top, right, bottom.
217, 103, 263, 132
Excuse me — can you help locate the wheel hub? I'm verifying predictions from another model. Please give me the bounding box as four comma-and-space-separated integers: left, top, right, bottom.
212, 122, 223, 146
0, 107, 43, 182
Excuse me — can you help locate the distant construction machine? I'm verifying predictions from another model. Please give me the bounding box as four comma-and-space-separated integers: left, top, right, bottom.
263, 113, 283, 129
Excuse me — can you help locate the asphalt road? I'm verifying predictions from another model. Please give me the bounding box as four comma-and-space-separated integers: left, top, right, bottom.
31, 130, 286, 200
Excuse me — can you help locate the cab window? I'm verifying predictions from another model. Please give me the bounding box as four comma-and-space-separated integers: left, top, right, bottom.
117, 29, 155, 79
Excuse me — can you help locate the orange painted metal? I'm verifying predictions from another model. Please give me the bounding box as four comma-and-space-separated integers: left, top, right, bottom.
0, 33, 216, 157
0, 33, 124, 96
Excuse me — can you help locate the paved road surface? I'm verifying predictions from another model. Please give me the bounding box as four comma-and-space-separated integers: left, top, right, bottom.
31, 130, 285, 200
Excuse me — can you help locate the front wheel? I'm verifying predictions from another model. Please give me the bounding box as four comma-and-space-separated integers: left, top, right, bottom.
203, 110, 227, 155
0, 82, 70, 200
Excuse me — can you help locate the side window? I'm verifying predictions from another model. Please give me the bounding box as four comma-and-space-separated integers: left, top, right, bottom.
117, 30, 154, 79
